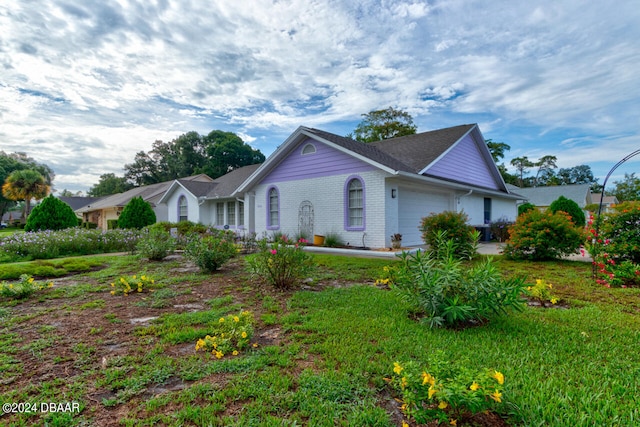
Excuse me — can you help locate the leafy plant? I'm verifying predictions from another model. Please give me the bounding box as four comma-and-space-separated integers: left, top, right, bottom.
517, 202, 536, 216
420, 211, 479, 259
183, 231, 237, 272
503, 209, 586, 261
195, 311, 256, 359
118, 196, 156, 229
110, 274, 155, 296
0, 274, 53, 300
136, 227, 176, 261
526, 279, 559, 306
549, 195, 586, 227
323, 232, 344, 248
25, 195, 78, 232
389, 232, 527, 328
247, 238, 315, 289
390, 357, 507, 426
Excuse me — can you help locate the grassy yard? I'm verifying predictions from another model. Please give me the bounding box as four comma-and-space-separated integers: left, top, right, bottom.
1, 252, 639, 426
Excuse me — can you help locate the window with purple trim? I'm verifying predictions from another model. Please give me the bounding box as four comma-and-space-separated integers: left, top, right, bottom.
267, 187, 280, 229
178, 196, 188, 222
346, 178, 364, 230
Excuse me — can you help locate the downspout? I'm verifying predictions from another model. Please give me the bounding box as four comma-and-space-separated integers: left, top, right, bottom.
457, 190, 473, 212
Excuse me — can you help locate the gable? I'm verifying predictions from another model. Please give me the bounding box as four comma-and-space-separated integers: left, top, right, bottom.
260, 138, 376, 184
424, 133, 502, 191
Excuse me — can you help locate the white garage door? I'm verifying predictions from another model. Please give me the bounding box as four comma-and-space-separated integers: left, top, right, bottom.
398, 188, 451, 246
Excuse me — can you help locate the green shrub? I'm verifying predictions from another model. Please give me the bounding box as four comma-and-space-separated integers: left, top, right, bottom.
118, 196, 156, 229
107, 219, 119, 229
420, 211, 478, 259
247, 238, 315, 289
183, 231, 237, 272
518, 202, 536, 216
503, 209, 586, 261
390, 356, 507, 426
0, 274, 53, 300
25, 195, 78, 232
323, 232, 344, 248
136, 227, 176, 261
549, 195, 586, 227
389, 232, 527, 328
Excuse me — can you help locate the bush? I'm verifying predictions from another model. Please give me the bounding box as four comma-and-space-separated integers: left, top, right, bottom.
110, 274, 155, 296
518, 202, 536, 216
136, 227, 176, 261
420, 211, 478, 259
389, 232, 527, 328
118, 196, 156, 229
25, 195, 78, 232
0, 274, 53, 300
589, 202, 640, 287
107, 219, 119, 229
549, 195, 586, 227
323, 232, 344, 248
390, 356, 507, 426
503, 209, 586, 261
183, 231, 237, 272
247, 238, 315, 289
195, 311, 255, 359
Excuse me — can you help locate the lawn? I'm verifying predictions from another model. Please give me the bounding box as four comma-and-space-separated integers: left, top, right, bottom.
1, 252, 639, 426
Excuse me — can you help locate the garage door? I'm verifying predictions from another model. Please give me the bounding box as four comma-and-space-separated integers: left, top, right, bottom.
398, 188, 451, 246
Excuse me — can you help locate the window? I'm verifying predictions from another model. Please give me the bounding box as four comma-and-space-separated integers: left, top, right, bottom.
301, 143, 316, 155
345, 177, 365, 230
267, 187, 279, 229
227, 201, 236, 226
216, 202, 224, 225
238, 201, 244, 226
178, 196, 188, 222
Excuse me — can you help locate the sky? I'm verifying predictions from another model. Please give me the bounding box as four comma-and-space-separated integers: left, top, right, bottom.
1, 0, 639, 194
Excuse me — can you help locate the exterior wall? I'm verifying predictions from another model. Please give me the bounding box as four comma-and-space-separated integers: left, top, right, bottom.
164, 191, 201, 223
254, 169, 390, 248
458, 194, 517, 224
426, 133, 500, 191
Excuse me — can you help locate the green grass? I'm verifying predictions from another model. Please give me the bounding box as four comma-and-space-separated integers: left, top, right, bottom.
0, 257, 107, 280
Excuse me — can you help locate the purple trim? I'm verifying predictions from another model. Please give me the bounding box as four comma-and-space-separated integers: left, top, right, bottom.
344, 175, 365, 231
266, 186, 280, 230
262, 138, 376, 184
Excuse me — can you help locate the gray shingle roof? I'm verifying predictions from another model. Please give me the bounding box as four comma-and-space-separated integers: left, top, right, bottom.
205, 164, 262, 198
512, 184, 592, 207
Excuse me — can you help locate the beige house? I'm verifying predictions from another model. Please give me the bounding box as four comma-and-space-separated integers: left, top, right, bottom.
76, 175, 213, 231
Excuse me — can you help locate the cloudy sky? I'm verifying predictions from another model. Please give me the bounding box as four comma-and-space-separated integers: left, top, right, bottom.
1, 1, 639, 193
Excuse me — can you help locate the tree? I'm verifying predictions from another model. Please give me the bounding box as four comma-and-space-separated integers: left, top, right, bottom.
124, 131, 264, 186
88, 173, 134, 197
486, 139, 511, 162
556, 165, 596, 186
2, 169, 50, 218
25, 195, 78, 231
611, 172, 640, 202
0, 151, 54, 217
533, 155, 558, 187
350, 107, 417, 142
549, 195, 586, 227
510, 156, 535, 187
117, 196, 156, 229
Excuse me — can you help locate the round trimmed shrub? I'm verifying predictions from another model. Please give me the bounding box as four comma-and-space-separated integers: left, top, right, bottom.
503, 209, 586, 260
420, 211, 478, 259
518, 202, 536, 216
549, 195, 586, 227
118, 196, 156, 229
25, 195, 78, 231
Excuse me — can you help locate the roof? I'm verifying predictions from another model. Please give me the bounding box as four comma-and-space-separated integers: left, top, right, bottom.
59, 196, 104, 211
205, 164, 262, 198
590, 193, 618, 205
76, 174, 213, 213
512, 184, 592, 207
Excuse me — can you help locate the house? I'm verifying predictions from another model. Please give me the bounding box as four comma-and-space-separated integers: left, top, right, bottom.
59, 196, 104, 220
76, 174, 214, 231
222, 124, 520, 248
590, 192, 618, 213
508, 183, 593, 210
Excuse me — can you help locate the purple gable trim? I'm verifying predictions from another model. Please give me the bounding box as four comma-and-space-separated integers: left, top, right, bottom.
266, 186, 280, 230
343, 175, 366, 231
425, 134, 500, 190
261, 138, 376, 184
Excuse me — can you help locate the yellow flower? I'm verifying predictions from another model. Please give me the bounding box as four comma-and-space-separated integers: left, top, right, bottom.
252, 343, 259, 348
492, 371, 504, 385
141, 275, 146, 281
550, 298, 558, 304
47, 282, 53, 288
28, 277, 34, 284
470, 381, 480, 391
241, 331, 248, 339
428, 386, 437, 399
548, 283, 553, 289
219, 317, 225, 323
9, 284, 13, 289
438, 401, 448, 409
233, 316, 240, 322
110, 291, 115, 295
214, 350, 224, 359
232, 350, 239, 356
402, 422, 409, 427
490, 390, 502, 403
132, 275, 137, 279
421, 372, 435, 386
400, 376, 408, 389
450, 420, 457, 426
383, 266, 390, 272
393, 362, 403, 375
535, 279, 543, 286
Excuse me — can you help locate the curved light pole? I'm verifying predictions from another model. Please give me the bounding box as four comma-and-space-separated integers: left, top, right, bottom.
592, 149, 640, 278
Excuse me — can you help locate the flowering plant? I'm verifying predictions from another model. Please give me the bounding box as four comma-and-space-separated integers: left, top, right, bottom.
526, 279, 559, 306
0, 274, 53, 300
183, 231, 237, 272
390, 355, 506, 426
110, 274, 155, 296
246, 237, 315, 288
195, 310, 255, 359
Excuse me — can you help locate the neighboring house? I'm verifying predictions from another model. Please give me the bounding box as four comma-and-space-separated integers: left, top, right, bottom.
76, 175, 213, 231
59, 196, 104, 219
158, 164, 262, 231
590, 192, 619, 213
226, 124, 520, 248
509, 183, 593, 210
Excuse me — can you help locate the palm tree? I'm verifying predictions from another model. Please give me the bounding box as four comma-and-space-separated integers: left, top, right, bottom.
2, 169, 50, 218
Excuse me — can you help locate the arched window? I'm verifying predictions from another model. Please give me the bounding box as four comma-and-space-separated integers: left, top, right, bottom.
267, 186, 280, 229
345, 177, 365, 230
178, 195, 188, 222
301, 143, 316, 155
